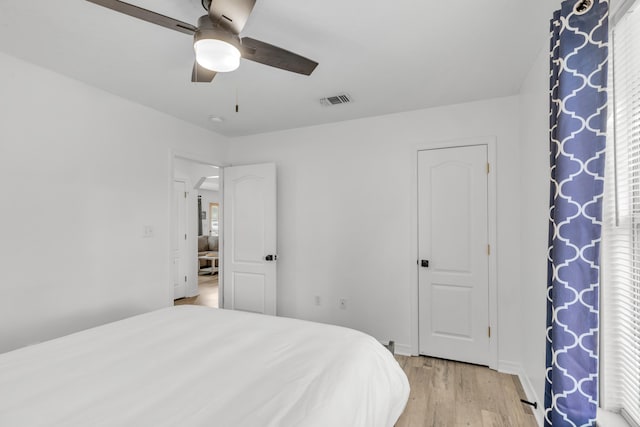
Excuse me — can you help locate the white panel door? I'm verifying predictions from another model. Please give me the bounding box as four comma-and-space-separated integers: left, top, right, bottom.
418, 145, 490, 365
172, 180, 187, 300
223, 163, 277, 315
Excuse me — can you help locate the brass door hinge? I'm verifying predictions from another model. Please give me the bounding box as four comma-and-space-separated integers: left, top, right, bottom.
487, 163, 490, 174
488, 326, 491, 338
487, 244, 491, 256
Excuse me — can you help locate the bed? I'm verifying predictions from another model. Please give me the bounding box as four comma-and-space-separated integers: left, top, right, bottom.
0, 305, 409, 426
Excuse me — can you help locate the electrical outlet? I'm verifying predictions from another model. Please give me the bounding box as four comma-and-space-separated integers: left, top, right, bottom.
339, 298, 347, 310
314, 296, 321, 306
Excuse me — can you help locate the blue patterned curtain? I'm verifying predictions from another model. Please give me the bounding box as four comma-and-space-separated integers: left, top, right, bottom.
545, 0, 609, 426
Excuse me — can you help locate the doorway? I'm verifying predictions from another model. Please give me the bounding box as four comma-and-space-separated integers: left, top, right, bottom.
170, 159, 278, 313
171, 155, 223, 308
417, 144, 493, 366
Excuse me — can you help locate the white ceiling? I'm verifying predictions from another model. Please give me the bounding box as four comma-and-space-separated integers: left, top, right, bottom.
0, 0, 560, 137
200, 176, 220, 192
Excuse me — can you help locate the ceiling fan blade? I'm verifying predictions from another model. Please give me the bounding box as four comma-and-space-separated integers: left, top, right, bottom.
241, 38, 318, 76
191, 62, 217, 83
206, 0, 256, 34
86, 0, 197, 35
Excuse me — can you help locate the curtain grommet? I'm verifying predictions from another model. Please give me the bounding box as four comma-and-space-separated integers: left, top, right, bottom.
574, 0, 594, 15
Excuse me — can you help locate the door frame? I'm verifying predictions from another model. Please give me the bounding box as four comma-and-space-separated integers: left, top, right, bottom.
409, 136, 498, 369
169, 149, 227, 307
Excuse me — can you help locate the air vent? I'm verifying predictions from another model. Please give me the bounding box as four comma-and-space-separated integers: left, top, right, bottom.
320, 93, 353, 106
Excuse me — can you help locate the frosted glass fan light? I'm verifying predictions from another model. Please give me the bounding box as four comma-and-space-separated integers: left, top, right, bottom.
194, 39, 241, 72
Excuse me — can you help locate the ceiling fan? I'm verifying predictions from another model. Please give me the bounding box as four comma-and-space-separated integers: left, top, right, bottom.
85, 0, 319, 82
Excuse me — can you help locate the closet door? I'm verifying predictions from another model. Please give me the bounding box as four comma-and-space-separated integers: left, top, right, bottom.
418, 145, 490, 365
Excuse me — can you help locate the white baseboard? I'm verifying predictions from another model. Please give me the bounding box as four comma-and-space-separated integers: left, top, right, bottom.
520, 373, 544, 426
498, 360, 544, 426
497, 360, 522, 375
394, 343, 413, 356
377, 341, 413, 356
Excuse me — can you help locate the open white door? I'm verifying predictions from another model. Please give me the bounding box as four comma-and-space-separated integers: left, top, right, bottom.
223, 163, 277, 315
418, 145, 490, 366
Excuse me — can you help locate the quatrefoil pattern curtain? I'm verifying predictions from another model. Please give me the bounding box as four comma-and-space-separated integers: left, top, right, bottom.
545, 0, 609, 426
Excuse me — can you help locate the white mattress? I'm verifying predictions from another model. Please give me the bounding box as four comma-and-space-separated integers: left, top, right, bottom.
0, 306, 409, 426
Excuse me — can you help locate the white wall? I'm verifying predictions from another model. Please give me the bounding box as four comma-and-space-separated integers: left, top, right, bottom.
518, 44, 551, 422
227, 96, 522, 362
0, 52, 228, 353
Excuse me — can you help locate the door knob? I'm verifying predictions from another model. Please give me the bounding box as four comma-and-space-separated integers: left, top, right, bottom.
265, 254, 278, 261
420, 260, 429, 268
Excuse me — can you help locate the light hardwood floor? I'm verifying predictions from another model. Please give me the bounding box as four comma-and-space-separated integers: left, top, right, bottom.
174, 273, 218, 307
394, 355, 537, 427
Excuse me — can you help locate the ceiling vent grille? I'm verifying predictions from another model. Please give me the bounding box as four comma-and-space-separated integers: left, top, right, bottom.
320, 93, 353, 106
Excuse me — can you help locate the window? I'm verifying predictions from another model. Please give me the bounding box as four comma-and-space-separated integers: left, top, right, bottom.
602, 1, 640, 425
209, 202, 219, 236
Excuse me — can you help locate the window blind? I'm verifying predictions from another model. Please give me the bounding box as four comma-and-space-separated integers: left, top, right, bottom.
602, 1, 640, 426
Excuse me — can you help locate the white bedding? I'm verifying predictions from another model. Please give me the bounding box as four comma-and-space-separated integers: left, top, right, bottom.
0, 306, 409, 427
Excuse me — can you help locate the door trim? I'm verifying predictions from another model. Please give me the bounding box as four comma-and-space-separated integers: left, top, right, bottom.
409, 137, 498, 369
172, 179, 189, 299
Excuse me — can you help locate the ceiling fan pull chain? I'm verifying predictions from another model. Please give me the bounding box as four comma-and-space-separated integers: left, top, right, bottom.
236, 88, 239, 113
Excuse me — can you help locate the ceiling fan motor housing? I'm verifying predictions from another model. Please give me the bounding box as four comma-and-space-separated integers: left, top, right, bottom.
194, 16, 241, 49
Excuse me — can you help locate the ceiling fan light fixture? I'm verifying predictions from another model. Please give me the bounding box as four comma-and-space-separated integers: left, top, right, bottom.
195, 38, 241, 72
85, 3, 319, 83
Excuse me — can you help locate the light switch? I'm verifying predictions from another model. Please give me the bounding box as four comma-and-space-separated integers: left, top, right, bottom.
143, 225, 154, 238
